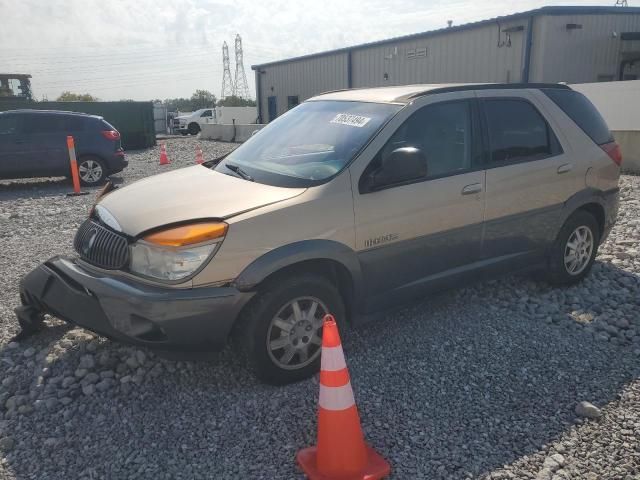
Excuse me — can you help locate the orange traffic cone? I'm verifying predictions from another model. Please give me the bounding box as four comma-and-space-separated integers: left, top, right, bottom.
297, 314, 391, 480
159, 142, 170, 165
195, 144, 204, 164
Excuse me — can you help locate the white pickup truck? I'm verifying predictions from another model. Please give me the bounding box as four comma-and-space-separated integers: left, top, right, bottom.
174, 107, 258, 135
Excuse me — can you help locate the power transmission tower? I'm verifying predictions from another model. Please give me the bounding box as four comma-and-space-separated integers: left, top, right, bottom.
233, 34, 251, 99
221, 41, 234, 99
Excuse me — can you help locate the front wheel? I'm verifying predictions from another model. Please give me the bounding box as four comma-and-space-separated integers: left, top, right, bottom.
545, 210, 600, 285
77, 157, 107, 186
235, 273, 346, 385
187, 123, 200, 135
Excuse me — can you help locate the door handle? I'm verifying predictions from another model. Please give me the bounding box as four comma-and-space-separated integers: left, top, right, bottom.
557, 163, 573, 174
461, 183, 482, 195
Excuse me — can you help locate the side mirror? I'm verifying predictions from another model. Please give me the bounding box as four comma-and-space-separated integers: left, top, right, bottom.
369, 147, 428, 190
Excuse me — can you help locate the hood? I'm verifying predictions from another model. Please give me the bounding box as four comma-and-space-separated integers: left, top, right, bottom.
175, 115, 190, 121
98, 166, 305, 236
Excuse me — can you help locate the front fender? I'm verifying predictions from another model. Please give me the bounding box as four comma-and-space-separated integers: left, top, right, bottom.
233, 239, 364, 302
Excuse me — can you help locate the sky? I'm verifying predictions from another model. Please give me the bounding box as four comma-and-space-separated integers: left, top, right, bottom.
0, 0, 629, 101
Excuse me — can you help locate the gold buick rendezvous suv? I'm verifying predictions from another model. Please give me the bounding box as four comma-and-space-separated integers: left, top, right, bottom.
16, 84, 621, 384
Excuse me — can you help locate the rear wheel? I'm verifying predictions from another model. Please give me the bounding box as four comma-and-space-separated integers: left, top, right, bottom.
545, 210, 600, 285
77, 156, 107, 186
235, 273, 346, 385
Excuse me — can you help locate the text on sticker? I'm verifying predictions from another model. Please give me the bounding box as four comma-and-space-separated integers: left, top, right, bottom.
330, 113, 371, 128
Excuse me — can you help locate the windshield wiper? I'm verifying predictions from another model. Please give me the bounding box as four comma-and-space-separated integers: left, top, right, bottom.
225, 163, 254, 181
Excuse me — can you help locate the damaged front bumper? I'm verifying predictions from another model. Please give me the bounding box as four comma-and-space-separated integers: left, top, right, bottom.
17, 256, 254, 351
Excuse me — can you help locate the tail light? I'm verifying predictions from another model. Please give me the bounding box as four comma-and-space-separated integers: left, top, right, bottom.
101, 130, 121, 141
601, 141, 622, 166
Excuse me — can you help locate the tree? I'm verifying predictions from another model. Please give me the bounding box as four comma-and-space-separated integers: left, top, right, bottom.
56, 91, 99, 102
217, 95, 256, 107
189, 89, 217, 110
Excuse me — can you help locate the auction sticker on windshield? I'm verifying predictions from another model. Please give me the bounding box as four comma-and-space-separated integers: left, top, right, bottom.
330, 113, 371, 128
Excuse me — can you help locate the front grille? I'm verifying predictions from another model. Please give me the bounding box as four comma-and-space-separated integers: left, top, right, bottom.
74, 219, 129, 270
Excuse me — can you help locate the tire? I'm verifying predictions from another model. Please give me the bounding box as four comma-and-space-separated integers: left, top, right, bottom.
77, 156, 107, 186
235, 273, 346, 385
545, 210, 600, 285
187, 123, 200, 135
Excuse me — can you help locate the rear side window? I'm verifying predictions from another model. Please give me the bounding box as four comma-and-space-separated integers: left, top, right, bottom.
543, 89, 613, 145
63, 116, 85, 132
483, 99, 561, 164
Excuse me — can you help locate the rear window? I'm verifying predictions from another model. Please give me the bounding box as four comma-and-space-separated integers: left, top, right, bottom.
543, 89, 613, 145
99, 119, 116, 131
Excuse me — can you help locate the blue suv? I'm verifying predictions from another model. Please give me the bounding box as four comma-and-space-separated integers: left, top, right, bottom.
0, 110, 127, 185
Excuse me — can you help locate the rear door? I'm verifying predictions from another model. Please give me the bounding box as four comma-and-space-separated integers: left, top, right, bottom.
0, 114, 29, 178
478, 90, 579, 267
350, 92, 486, 311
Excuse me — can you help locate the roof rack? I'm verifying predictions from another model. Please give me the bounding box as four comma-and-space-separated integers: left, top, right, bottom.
403, 82, 572, 100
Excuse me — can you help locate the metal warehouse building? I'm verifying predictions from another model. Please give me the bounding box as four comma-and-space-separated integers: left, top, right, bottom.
252, 6, 640, 123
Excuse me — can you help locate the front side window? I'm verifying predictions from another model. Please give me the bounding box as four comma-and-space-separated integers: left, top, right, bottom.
215, 100, 401, 187
484, 99, 560, 164
0, 115, 19, 135
377, 100, 472, 178
200, 110, 212, 117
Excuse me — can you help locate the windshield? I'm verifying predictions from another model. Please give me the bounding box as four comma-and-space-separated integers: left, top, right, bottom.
214, 100, 401, 187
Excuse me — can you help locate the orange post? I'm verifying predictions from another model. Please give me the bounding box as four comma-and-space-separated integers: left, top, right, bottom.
66, 136, 88, 197
296, 314, 391, 480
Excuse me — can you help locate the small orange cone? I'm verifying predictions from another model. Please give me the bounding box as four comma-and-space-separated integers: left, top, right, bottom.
297, 314, 391, 480
159, 142, 170, 165
195, 144, 204, 164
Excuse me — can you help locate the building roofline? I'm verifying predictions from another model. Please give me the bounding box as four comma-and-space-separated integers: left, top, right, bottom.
252, 5, 640, 70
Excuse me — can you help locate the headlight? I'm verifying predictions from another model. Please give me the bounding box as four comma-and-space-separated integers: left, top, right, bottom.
129, 222, 227, 281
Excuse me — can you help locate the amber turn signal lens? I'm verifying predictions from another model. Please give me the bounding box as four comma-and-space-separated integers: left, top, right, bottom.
143, 222, 228, 247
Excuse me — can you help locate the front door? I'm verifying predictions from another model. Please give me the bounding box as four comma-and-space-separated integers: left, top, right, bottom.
0, 114, 30, 178
350, 94, 486, 312
22, 113, 69, 176
268, 96, 277, 122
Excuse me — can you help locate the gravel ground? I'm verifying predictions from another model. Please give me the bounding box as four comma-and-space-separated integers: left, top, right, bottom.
0, 137, 639, 479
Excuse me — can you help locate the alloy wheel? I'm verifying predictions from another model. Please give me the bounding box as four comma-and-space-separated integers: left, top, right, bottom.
564, 225, 594, 275
266, 296, 327, 370
78, 159, 103, 184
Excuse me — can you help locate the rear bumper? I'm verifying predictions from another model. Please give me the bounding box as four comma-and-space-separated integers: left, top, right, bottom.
600, 187, 620, 243
19, 256, 254, 351
106, 152, 128, 173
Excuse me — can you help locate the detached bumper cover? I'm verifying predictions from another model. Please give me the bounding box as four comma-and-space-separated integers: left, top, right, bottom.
19, 256, 254, 351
